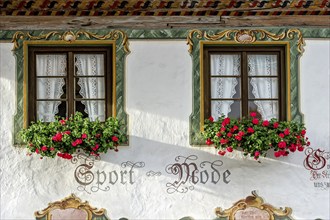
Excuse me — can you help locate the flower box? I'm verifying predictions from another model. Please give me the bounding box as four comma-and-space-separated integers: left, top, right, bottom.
202, 112, 309, 161
20, 112, 127, 159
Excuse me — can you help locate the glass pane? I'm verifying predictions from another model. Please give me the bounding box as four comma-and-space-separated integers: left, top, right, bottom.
76, 77, 105, 99
37, 78, 66, 99
249, 78, 278, 99
37, 101, 66, 122
247, 54, 278, 76
36, 54, 67, 76
75, 54, 105, 76
211, 100, 241, 120
249, 101, 278, 120
76, 100, 105, 121
211, 77, 240, 99
210, 54, 241, 76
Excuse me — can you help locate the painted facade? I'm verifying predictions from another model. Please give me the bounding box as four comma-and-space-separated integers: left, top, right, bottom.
0, 14, 329, 220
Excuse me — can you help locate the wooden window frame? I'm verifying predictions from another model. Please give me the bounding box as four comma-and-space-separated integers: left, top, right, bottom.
27, 46, 113, 123
203, 45, 287, 121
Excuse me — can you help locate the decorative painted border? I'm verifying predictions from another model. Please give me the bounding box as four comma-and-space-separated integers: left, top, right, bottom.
1, 28, 329, 41
1, 0, 329, 16
215, 191, 293, 220
11, 30, 129, 144
35, 194, 109, 220
188, 28, 306, 145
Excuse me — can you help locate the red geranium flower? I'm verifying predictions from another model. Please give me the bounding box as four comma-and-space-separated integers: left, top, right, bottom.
231, 125, 239, 132
252, 118, 259, 125
92, 144, 99, 151
298, 146, 304, 152
274, 151, 281, 157
112, 136, 119, 142
284, 128, 290, 136
52, 132, 63, 142
247, 127, 254, 133
250, 112, 257, 117
262, 120, 269, 127
218, 150, 226, 156
206, 138, 213, 145
222, 117, 230, 126
220, 138, 228, 145
273, 122, 279, 128
208, 116, 214, 122
278, 141, 287, 149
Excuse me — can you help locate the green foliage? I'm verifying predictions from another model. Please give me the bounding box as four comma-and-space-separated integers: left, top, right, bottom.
202, 113, 309, 160
20, 112, 127, 159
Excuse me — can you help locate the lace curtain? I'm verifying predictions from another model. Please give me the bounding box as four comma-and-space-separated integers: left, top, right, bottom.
210, 54, 240, 120
36, 55, 66, 122
248, 55, 278, 120
36, 54, 105, 122
75, 54, 105, 121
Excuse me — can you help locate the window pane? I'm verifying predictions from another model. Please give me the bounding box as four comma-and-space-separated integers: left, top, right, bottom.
75, 54, 105, 76
37, 101, 66, 122
76, 100, 105, 121
248, 54, 278, 76
76, 77, 105, 99
37, 78, 66, 99
210, 54, 241, 76
249, 78, 278, 99
36, 54, 67, 76
211, 100, 241, 120
211, 77, 240, 99
249, 101, 278, 120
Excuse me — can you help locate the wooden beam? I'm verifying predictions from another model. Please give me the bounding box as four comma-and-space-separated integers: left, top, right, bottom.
0, 16, 329, 30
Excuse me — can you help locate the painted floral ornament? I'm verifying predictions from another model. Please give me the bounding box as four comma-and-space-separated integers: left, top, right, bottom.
63, 31, 76, 42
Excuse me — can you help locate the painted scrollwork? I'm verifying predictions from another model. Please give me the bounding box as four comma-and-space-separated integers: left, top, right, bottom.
204, 29, 286, 43
215, 191, 293, 220
187, 29, 304, 54
187, 29, 203, 54
11, 30, 130, 53
287, 29, 304, 53
34, 194, 108, 220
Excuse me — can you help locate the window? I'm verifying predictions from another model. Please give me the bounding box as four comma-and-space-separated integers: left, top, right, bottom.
27, 46, 112, 123
203, 46, 286, 121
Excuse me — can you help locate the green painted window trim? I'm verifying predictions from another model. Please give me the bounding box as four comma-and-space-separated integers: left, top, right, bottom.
188, 28, 306, 145
10, 30, 130, 144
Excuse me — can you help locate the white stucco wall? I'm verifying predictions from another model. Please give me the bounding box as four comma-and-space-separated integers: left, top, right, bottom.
0, 39, 329, 219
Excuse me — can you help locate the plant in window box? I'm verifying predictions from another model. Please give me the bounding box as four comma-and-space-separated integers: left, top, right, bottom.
20, 112, 127, 160
202, 112, 309, 161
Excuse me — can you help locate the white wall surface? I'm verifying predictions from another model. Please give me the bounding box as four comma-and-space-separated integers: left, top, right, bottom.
0, 40, 329, 219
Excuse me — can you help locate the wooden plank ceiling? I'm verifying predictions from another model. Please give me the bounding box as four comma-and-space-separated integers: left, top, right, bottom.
0, 0, 329, 29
